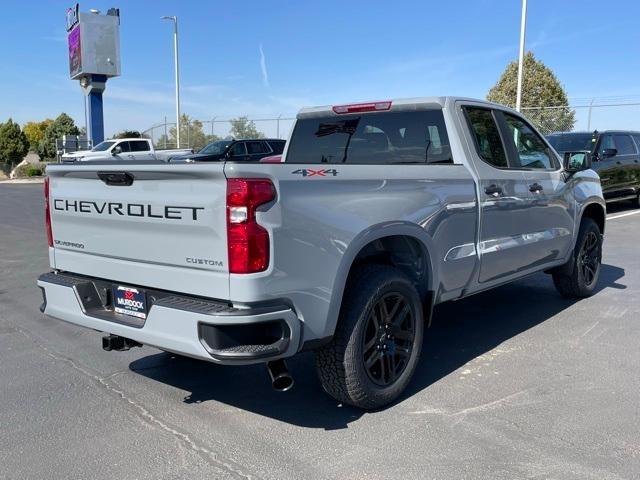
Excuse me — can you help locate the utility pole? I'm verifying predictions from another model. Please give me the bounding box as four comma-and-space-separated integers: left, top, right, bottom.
515, 0, 527, 112
587, 98, 595, 131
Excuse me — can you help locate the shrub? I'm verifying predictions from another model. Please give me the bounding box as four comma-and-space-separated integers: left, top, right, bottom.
11, 162, 45, 178
26, 165, 43, 177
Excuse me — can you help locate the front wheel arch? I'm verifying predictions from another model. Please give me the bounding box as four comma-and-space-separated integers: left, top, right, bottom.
581, 202, 605, 236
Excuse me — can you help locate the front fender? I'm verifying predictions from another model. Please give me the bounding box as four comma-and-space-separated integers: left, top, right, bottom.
572, 169, 606, 232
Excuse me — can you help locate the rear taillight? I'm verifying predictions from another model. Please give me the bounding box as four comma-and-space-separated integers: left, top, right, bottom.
332, 101, 392, 114
44, 176, 53, 247
226, 178, 276, 274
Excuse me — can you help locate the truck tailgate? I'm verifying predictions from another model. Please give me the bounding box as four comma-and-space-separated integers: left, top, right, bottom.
46, 163, 229, 300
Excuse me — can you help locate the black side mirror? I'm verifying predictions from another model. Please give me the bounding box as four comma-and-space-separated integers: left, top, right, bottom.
602, 148, 617, 159
563, 151, 592, 173
112, 145, 122, 155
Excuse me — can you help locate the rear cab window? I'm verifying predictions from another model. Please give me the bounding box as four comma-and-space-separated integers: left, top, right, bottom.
285, 109, 453, 164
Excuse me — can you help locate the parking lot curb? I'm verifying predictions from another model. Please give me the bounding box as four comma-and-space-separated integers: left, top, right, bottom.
0, 178, 45, 185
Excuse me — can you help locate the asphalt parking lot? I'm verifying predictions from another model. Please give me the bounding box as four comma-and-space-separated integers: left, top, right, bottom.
0, 183, 638, 480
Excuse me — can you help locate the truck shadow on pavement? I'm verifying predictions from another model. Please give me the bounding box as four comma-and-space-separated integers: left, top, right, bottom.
129, 264, 626, 430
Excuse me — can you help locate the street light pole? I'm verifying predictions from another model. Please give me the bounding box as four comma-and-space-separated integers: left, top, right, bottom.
162, 15, 181, 148
515, 0, 527, 112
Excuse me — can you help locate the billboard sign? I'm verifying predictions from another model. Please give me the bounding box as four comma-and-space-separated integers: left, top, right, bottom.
68, 25, 82, 78
66, 4, 121, 79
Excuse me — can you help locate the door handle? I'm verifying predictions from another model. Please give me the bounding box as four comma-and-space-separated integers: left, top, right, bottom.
97, 172, 134, 186
484, 184, 503, 197
529, 182, 544, 193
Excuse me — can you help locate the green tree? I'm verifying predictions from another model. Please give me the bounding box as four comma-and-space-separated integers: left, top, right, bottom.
229, 116, 264, 139
23, 119, 54, 151
38, 113, 80, 160
0, 119, 30, 171
164, 114, 218, 150
112, 130, 142, 139
487, 51, 575, 134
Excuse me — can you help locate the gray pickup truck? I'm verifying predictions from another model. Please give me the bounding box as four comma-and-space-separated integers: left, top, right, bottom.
38, 97, 605, 409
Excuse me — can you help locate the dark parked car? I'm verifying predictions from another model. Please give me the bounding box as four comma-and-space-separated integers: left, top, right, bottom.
170, 138, 285, 163
547, 130, 640, 206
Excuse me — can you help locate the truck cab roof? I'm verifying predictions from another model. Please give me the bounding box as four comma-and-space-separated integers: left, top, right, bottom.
297, 96, 512, 118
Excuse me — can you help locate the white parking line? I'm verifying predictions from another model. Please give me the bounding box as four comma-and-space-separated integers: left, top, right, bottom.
607, 210, 640, 220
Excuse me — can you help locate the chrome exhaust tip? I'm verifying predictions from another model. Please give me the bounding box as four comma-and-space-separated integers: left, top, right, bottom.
266, 359, 294, 392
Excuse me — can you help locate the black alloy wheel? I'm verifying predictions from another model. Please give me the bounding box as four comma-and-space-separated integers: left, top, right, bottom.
579, 230, 601, 287
362, 293, 415, 386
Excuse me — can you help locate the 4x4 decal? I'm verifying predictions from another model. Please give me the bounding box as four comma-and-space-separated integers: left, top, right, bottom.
291, 168, 338, 177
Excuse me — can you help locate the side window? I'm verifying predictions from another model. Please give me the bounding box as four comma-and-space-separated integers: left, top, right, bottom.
613, 134, 636, 155
633, 135, 640, 151
230, 142, 247, 156
463, 107, 508, 168
117, 142, 131, 153
502, 113, 554, 169
129, 140, 150, 152
597, 135, 615, 157
246, 141, 268, 154
267, 140, 285, 154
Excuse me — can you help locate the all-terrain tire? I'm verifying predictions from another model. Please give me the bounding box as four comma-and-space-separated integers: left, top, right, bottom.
315, 264, 424, 410
552, 218, 603, 298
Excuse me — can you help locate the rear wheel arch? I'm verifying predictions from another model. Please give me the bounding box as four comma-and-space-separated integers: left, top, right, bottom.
324, 225, 436, 338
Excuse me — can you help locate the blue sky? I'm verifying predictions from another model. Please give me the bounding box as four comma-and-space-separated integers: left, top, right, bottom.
1, 0, 639, 137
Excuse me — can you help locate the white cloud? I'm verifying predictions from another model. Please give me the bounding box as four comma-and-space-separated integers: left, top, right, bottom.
259, 43, 269, 87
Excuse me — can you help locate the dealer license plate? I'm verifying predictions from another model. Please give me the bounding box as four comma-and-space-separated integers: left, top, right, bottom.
112, 285, 147, 319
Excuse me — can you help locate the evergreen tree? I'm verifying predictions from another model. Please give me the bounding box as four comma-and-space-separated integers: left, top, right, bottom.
0, 119, 30, 170
112, 130, 142, 139
38, 113, 80, 160
487, 52, 575, 133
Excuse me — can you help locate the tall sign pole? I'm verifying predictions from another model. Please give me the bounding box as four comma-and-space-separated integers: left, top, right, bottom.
162, 16, 181, 148
66, 4, 121, 146
515, 0, 527, 112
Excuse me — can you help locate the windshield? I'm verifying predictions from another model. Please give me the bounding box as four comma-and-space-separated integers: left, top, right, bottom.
91, 141, 116, 152
546, 133, 594, 153
198, 140, 232, 155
